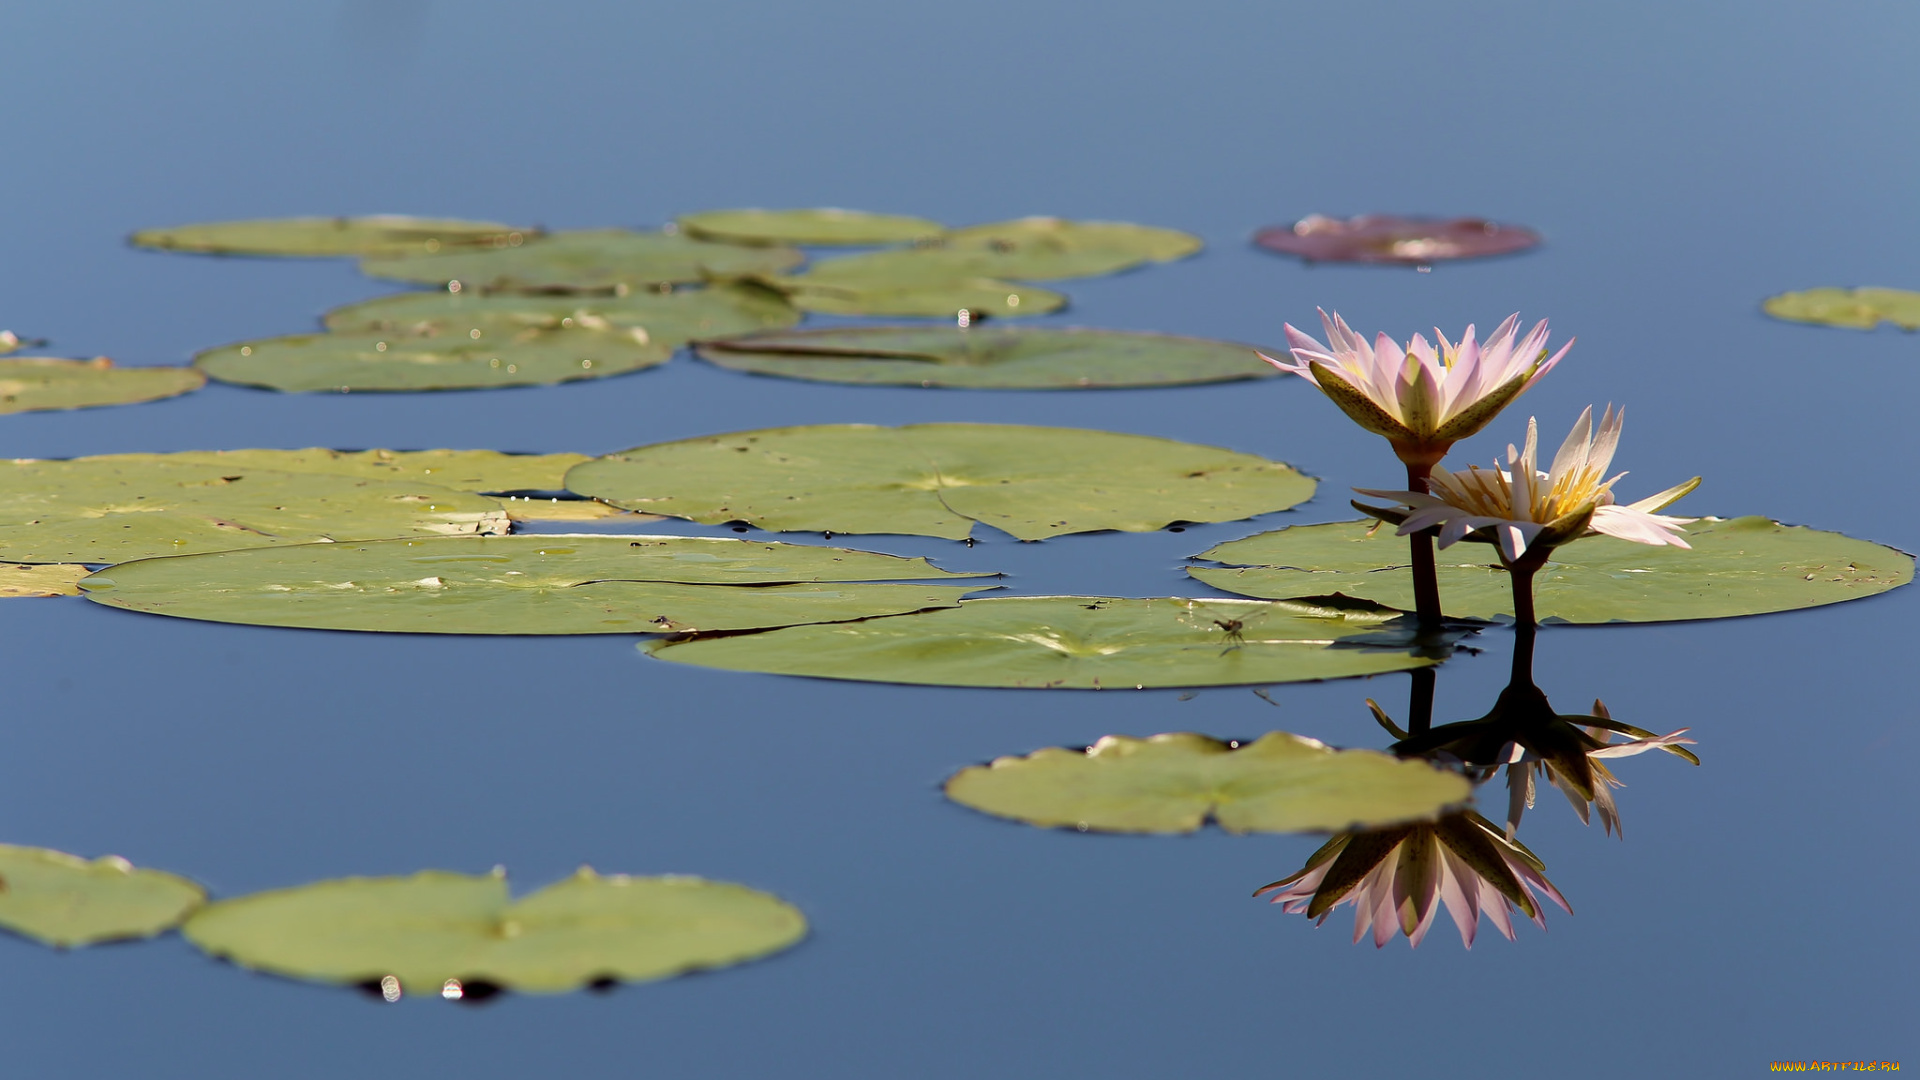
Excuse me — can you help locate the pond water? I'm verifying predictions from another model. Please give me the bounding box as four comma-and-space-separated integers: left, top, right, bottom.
2, 1, 1915, 1075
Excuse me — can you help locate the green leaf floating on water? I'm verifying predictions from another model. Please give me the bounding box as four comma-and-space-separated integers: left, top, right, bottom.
1762, 287, 1920, 331
115, 448, 591, 494
80, 534, 992, 634
129, 216, 535, 258
697, 326, 1276, 389
802, 217, 1202, 284
182, 867, 806, 996
1189, 517, 1914, 624
196, 316, 671, 393
770, 275, 1064, 320
0, 845, 206, 947
0, 357, 205, 414
0, 456, 507, 564
677, 208, 946, 246
945, 732, 1471, 834
1, 562, 91, 597
323, 283, 800, 344
359, 229, 804, 292
567, 423, 1315, 541
645, 595, 1440, 689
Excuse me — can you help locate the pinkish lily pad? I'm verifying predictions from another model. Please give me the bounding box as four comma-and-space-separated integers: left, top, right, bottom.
1253, 215, 1539, 265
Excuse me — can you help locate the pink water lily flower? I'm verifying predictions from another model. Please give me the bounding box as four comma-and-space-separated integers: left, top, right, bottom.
1262, 309, 1571, 468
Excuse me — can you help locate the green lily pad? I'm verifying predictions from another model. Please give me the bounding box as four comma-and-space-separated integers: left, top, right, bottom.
696, 326, 1276, 389
359, 229, 804, 292
0, 845, 206, 947
801, 217, 1200, 285
645, 595, 1439, 689
1762, 287, 1920, 331
1189, 517, 1914, 624
182, 867, 805, 995
772, 275, 1064, 319
196, 318, 669, 393
128, 449, 590, 494
79, 534, 991, 634
567, 423, 1314, 541
323, 283, 800, 343
677, 208, 945, 246
0, 457, 507, 564
1, 562, 90, 597
129, 216, 534, 258
0, 357, 204, 414
946, 731, 1471, 834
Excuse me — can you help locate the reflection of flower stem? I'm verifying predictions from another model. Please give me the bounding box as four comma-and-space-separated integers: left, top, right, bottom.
1404, 461, 1443, 626
1407, 666, 1435, 736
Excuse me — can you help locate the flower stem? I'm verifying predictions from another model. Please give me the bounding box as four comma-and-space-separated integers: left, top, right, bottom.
1404, 462, 1443, 627
1507, 551, 1546, 684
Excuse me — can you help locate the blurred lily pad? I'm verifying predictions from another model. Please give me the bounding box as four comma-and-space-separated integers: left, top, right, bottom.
1189, 517, 1913, 624
946, 731, 1471, 834
1, 562, 91, 597
697, 326, 1275, 389
1761, 287, 1920, 331
1253, 214, 1539, 264
135, 448, 590, 493
771, 276, 1063, 319
567, 423, 1314, 541
0, 845, 206, 947
196, 318, 669, 393
324, 283, 800, 343
645, 595, 1438, 689
359, 229, 804, 292
129, 216, 534, 258
0, 457, 507, 564
799, 216, 1200, 285
79, 534, 991, 634
0, 357, 205, 414
183, 867, 805, 995
677, 208, 945, 246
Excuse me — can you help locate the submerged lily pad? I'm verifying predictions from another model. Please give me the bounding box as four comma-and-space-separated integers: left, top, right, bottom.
359, 229, 804, 292
0, 357, 205, 414
0, 457, 507, 564
1, 562, 91, 597
798, 216, 1200, 286
1190, 517, 1913, 624
677, 208, 945, 246
646, 595, 1439, 689
323, 283, 800, 343
196, 318, 669, 393
567, 424, 1314, 541
0, 846, 206, 947
772, 276, 1064, 319
79, 534, 991, 634
1253, 214, 1539, 264
130, 216, 533, 258
697, 326, 1276, 389
946, 731, 1471, 834
183, 867, 805, 995
1761, 287, 1920, 331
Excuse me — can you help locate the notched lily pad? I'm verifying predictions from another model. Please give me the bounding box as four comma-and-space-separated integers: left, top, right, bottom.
130, 216, 534, 258
677, 208, 945, 246
946, 731, 1471, 834
1, 562, 91, 597
0, 357, 205, 414
79, 534, 992, 635
770, 275, 1063, 319
1761, 287, 1920, 331
697, 326, 1275, 389
0, 845, 206, 947
359, 229, 804, 292
182, 867, 805, 995
1253, 214, 1539, 264
797, 216, 1200, 286
1190, 517, 1913, 624
324, 283, 800, 344
567, 423, 1314, 541
645, 595, 1439, 689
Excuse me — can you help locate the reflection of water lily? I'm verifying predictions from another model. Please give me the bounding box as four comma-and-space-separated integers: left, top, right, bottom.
1256, 811, 1569, 948
1504, 700, 1697, 837
1262, 309, 1571, 469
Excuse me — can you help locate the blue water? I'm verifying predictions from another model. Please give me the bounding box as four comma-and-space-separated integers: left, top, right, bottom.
2, 1, 1914, 1075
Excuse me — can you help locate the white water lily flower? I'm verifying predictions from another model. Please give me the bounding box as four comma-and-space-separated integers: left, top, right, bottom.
1357, 405, 1700, 565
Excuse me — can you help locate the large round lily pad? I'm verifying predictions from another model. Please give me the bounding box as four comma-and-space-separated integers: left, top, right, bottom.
1189, 517, 1914, 624
0, 845, 206, 947
183, 867, 805, 995
1761, 287, 1920, 331
79, 534, 991, 634
323, 283, 800, 343
773, 275, 1064, 319
1, 562, 90, 597
645, 595, 1440, 689
798, 216, 1200, 285
117, 448, 587, 493
359, 229, 804, 292
946, 731, 1471, 834
697, 326, 1276, 389
1253, 214, 1539, 264
677, 208, 945, 246
567, 424, 1315, 541
0, 457, 507, 564
130, 216, 534, 258
0, 357, 205, 414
